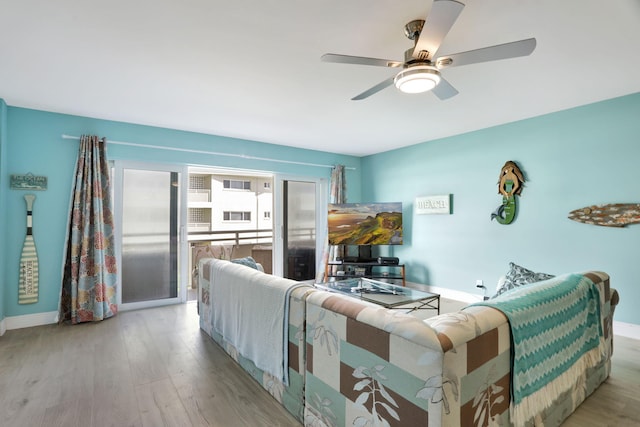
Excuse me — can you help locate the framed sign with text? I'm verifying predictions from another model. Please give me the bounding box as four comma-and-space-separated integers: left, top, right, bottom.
415, 194, 451, 215
10, 173, 48, 191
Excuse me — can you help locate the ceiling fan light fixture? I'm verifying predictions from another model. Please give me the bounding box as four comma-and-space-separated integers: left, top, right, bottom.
394, 65, 441, 94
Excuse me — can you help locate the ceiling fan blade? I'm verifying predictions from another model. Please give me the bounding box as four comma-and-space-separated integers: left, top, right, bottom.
431, 77, 458, 100
352, 76, 395, 101
436, 38, 536, 68
322, 53, 403, 68
413, 0, 465, 60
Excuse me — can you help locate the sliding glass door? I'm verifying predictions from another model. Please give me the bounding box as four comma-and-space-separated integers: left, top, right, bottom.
113, 161, 188, 310
111, 163, 325, 306
274, 176, 326, 280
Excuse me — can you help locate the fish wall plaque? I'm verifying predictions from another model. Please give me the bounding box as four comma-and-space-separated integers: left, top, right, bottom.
568, 204, 640, 227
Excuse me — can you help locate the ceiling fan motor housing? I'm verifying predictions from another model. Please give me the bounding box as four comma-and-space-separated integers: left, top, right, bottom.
404, 19, 425, 40
404, 20, 430, 60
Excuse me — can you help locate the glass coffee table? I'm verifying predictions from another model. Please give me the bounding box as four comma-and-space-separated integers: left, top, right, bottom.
315, 277, 440, 314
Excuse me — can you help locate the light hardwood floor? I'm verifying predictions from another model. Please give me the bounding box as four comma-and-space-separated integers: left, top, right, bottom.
0, 303, 299, 427
0, 301, 638, 427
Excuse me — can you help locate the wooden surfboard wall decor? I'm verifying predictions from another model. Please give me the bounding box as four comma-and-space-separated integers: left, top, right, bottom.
568, 203, 640, 227
19, 194, 39, 304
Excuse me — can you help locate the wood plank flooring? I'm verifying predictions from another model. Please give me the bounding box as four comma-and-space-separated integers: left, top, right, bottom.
563, 334, 640, 427
0, 303, 299, 427
0, 301, 638, 426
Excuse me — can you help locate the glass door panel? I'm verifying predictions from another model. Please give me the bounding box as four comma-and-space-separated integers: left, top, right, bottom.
121, 169, 179, 303
113, 161, 187, 310
283, 180, 316, 280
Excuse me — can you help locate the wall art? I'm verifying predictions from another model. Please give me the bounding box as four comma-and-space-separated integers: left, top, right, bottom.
10, 173, 48, 190
415, 194, 451, 215
568, 203, 640, 227
19, 194, 39, 304
491, 160, 525, 225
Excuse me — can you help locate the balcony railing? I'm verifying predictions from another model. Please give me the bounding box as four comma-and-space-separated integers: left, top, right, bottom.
188, 228, 316, 245
188, 188, 211, 203
188, 228, 273, 246
187, 222, 210, 232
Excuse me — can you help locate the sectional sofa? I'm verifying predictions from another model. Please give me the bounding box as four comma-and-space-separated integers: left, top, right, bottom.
198, 258, 618, 427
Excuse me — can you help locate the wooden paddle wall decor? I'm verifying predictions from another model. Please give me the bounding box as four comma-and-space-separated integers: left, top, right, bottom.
568, 204, 640, 227
491, 160, 525, 225
19, 194, 39, 304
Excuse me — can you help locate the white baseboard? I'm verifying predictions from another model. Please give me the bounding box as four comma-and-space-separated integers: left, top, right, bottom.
612, 321, 640, 340
0, 318, 6, 336
4, 311, 58, 331
414, 283, 640, 341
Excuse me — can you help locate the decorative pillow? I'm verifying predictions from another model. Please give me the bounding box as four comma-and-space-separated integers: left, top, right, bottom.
231, 256, 259, 270
492, 262, 554, 298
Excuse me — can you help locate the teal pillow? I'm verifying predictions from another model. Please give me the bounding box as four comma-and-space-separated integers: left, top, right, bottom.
231, 256, 259, 270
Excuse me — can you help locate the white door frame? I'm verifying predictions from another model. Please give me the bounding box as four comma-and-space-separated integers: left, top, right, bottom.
112, 160, 189, 311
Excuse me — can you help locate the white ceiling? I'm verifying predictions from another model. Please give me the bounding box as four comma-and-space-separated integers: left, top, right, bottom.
1, 0, 639, 156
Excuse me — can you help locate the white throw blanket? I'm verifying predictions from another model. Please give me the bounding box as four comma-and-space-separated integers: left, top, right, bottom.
209, 259, 300, 384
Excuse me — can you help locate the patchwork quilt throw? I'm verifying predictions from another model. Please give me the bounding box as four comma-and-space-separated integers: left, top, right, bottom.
472, 273, 605, 426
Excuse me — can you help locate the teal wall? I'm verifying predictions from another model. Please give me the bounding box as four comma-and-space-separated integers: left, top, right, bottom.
0, 99, 7, 322
3, 93, 639, 327
362, 92, 640, 325
1, 105, 361, 319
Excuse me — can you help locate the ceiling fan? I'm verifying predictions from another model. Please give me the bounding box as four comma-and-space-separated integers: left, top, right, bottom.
321, 0, 536, 101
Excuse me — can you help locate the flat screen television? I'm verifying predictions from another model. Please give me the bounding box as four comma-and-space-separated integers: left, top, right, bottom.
328, 202, 403, 246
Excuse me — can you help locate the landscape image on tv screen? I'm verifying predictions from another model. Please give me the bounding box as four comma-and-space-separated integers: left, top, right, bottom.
328, 202, 403, 245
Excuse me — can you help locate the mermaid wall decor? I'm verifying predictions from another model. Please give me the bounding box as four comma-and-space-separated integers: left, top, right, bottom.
491, 160, 525, 224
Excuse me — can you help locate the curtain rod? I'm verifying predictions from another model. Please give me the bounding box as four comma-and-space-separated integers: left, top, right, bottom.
61, 134, 356, 170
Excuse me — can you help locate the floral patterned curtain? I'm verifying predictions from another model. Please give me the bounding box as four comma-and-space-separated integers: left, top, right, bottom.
59, 135, 118, 323
315, 164, 346, 283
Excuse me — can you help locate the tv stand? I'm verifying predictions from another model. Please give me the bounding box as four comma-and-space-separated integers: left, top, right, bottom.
358, 245, 372, 262
326, 260, 405, 286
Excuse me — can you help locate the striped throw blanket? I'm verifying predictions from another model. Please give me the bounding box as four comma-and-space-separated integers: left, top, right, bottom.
472, 273, 605, 425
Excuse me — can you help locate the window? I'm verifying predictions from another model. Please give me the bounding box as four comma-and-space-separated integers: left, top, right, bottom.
189, 208, 208, 223
223, 179, 251, 190
189, 175, 206, 190
264, 211, 271, 219
223, 211, 251, 221
188, 208, 211, 231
